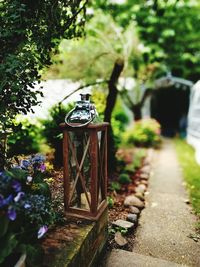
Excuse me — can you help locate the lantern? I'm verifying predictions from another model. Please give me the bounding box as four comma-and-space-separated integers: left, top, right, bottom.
60, 94, 108, 220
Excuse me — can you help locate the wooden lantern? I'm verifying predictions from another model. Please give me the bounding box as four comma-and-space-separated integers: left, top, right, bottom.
60, 122, 109, 220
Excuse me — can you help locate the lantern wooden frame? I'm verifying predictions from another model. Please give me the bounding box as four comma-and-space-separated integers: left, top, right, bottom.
60, 122, 109, 220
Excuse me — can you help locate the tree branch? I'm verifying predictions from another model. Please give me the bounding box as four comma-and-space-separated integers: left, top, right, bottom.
58, 79, 109, 105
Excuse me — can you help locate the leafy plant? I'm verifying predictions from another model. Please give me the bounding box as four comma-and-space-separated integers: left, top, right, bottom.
123, 119, 161, 148
110, 181, 121, 192
0, 0, 88, 128
41, 103, 74, 166
107, 196, 114, 208
0, 155, 55, 264
7, 116, 43, 158
118, 173, 131, 185
108, 225, 128, 236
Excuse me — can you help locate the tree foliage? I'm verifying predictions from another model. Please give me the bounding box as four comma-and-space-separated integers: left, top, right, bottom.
94, 0, 200, 81
0, 0, 88, 128
45, 9, 139, 82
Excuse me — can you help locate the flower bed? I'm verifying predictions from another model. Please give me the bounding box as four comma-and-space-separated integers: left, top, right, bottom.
0, 155, 55, 266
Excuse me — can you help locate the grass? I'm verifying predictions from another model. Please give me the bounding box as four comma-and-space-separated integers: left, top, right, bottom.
174, 139, 200, 221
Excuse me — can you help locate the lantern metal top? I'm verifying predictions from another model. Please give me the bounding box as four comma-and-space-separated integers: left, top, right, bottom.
64, 93, 100, 128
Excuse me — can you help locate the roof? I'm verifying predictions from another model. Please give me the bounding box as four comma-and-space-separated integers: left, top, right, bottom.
155, 73, 194, 89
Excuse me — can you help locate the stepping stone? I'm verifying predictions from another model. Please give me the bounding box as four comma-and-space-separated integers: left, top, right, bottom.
124, 195, 144, 208
134, 192, 145, 201
140, 173, 149, 180
112, 219, 134, 229
141, 165, 151, 174
129, 206, 140, 214
135, 184, 146, 194
114, 232, 128, 246
140, 180, 148, 185
127, 213, 138, 223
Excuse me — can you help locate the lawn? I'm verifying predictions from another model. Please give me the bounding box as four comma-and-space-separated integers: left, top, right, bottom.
174, 139, 200, 219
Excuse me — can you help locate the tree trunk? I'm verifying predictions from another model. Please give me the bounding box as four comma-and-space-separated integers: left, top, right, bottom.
131, 88, 153, 121
132, 104, 142, 121
104, 58, 124, 173
104, 58, 124, 123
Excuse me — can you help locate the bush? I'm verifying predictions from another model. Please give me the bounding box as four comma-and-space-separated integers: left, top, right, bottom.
91, 90, 129, 147
118, 173, 131, 184
41, 103, 73, 166
123, 118, 161, 147
7, 116, 42, 158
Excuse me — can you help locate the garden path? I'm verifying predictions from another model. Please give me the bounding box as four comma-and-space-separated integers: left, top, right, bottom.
105, 139, 200, 267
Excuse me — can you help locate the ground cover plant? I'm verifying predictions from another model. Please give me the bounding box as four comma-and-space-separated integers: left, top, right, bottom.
174, 139, 200, 229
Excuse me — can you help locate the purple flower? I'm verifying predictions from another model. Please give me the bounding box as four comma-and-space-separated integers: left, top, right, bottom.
7, 207, 17, 221
14, 192, 25, 202
40, 163, 46, 173
0, 194, 13, 208
4, 194, 13, 205
20, 159, 31, 169
12, 180, 21, 193
37, 225, 48, 239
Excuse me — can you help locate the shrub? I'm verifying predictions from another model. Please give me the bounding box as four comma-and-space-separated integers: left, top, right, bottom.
41, 103, 73, 166
118, 173, 131, 184
123, 118, 161, 147
91, 90, 129, 147
7, 116, 42, 158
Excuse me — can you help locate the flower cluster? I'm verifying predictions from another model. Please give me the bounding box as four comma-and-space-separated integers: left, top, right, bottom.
0, 155, 55, 264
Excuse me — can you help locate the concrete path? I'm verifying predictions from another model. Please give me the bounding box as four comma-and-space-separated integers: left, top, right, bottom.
105, 139, 200, 267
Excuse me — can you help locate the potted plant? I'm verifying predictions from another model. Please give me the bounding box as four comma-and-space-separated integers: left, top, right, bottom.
0, 155, 55, 266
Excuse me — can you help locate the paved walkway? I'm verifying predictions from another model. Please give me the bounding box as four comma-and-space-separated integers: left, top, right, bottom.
105, 139, 200, 267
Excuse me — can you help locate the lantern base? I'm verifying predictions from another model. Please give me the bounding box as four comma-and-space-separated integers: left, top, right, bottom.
64, 200, 107, 221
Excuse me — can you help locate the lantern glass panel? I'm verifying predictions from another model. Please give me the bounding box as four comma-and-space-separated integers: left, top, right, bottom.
68, 131, 91, 211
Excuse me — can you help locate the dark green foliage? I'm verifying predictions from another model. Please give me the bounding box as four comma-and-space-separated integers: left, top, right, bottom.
0, 0, 88, 127
0, 158, 55, 264
42, 103, 73, 166
7, 118, 42, 157
94, 1, 200, 81
118, 173, 131, 185
110, 181, 121, 192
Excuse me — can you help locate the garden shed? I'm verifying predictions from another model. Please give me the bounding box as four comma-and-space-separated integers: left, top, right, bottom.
149, 73, 193, 137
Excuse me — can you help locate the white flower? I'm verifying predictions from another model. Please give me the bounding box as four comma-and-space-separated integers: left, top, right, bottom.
26, 176, 33, 183
37, 225, 48, 239
14, 192, 25, 202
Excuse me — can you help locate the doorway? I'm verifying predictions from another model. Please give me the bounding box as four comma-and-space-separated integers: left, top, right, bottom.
151, 86, 190, 137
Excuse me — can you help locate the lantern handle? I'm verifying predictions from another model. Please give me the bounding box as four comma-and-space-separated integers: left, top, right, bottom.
65, 108, 94, 127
